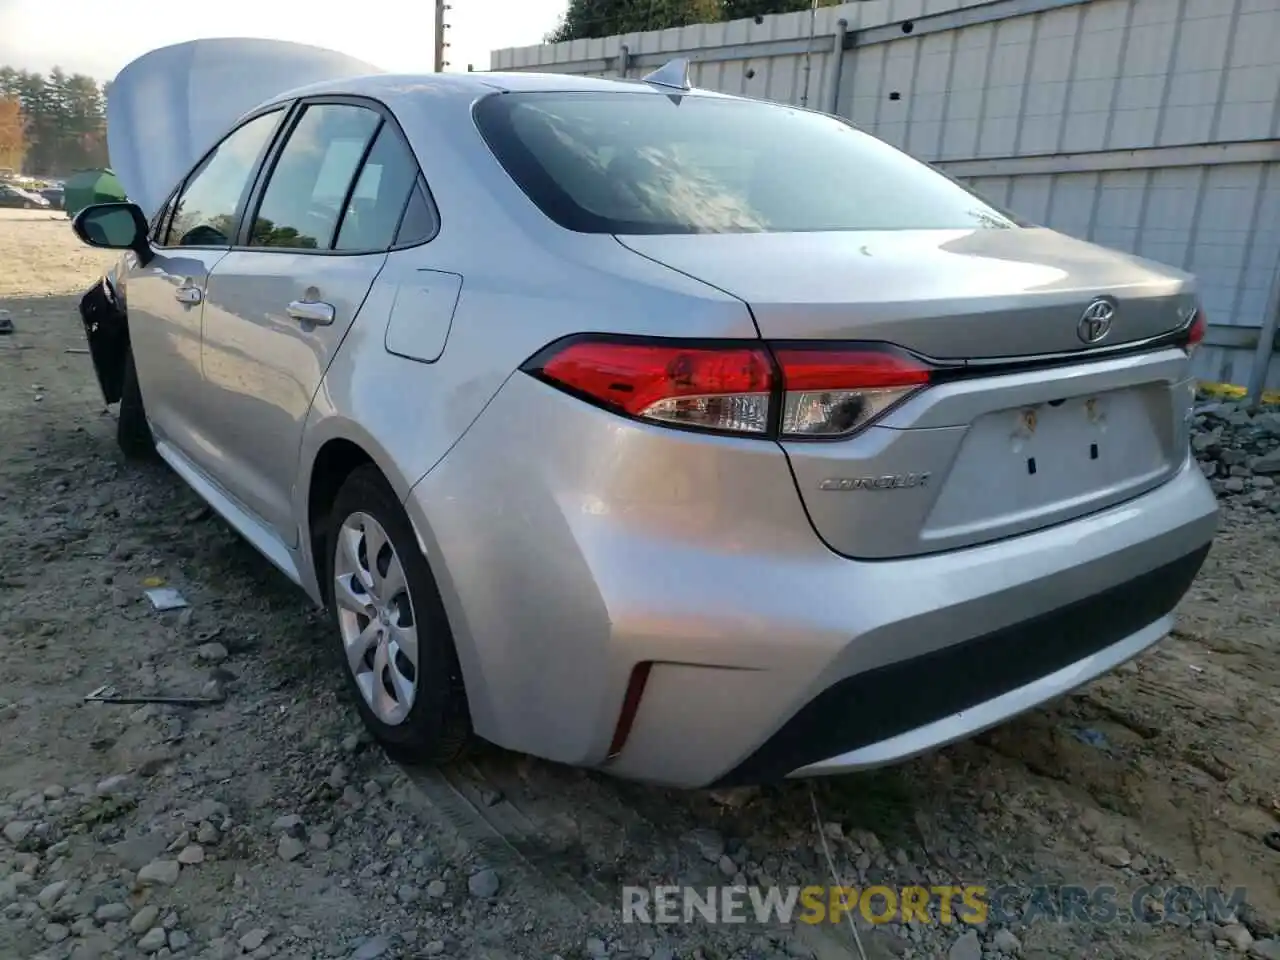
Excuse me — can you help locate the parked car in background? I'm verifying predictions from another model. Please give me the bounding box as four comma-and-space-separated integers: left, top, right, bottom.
71, 39, 1217, 788
0, 183, 51, 209
40, 187, 64, 209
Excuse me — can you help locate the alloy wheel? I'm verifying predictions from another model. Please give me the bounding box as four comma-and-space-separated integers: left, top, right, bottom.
333, 512, 419, 725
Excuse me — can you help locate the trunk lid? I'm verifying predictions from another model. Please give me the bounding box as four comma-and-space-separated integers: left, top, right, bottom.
617, 227, 1193, 358
618, 227, 1199, 558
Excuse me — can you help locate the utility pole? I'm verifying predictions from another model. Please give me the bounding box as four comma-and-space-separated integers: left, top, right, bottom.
434, 0, 450, 72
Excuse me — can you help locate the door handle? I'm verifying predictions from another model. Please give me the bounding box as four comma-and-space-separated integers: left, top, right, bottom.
286, 300, 335, 326
174, 285, 202, 305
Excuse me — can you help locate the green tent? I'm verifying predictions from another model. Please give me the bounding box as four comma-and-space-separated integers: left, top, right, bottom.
63, 169, 126, 217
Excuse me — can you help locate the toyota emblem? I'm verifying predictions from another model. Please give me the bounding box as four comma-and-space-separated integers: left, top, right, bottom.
1078, 298, 1115, 344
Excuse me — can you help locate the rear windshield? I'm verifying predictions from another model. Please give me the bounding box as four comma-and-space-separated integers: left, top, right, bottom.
473, 91, 1017, 235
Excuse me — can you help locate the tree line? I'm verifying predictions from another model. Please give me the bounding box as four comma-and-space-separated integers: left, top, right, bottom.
0, 4, 829, 173
0, 66, 109, 176
549, 0, 841, 42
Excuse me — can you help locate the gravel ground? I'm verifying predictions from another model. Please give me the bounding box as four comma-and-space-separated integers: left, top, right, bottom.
2, 208, 1279, 960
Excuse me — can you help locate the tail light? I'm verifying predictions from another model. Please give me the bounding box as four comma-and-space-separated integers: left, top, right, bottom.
772, 345, 932, 437
522, 336, 933, 439
529, 339, 774, 434
1184, 306, 1206, 355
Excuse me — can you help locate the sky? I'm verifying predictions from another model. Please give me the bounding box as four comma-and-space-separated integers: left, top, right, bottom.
0, 0, 567, 80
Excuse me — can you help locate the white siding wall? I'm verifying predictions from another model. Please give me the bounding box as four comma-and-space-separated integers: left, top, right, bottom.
966, 163, 1280, 385
492, 0, 1280, 388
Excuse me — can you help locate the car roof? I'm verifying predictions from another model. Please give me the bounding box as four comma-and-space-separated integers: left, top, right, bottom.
262, 70, 742, 108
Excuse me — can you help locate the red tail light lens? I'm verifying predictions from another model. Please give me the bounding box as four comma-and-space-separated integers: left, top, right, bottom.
1185, 307, 1206, 354
524, 337, 933, 439
531, 339, 775, 434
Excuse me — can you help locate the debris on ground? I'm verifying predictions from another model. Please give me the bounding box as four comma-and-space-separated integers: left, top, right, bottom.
83, 684, 226, 707
143, 586, 188, 611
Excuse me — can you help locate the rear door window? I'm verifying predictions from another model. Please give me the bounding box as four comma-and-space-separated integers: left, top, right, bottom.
333, 122, 432, 251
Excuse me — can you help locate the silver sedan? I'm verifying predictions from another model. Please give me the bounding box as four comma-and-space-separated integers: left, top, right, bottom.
70, 38, 1217, 788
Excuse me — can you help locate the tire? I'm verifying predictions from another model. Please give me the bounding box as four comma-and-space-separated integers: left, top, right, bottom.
325, 465, 471, 763
117, 347, 156, 459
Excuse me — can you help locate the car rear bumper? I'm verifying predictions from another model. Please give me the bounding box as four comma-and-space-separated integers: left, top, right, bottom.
719, 543, 1206, 784
405, 374, 1218, 788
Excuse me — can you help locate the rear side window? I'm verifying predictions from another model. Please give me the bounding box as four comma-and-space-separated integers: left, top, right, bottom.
334, 123, 431, 250
249, 103, 381, 250
394, 182, 437, 246
473, 92, 1017, 235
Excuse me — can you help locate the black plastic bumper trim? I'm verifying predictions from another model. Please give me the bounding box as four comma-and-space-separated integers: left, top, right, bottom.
713, 543, 1211, 786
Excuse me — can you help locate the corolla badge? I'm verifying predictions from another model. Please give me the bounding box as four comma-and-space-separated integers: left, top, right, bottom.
1077, 298, 1116, 344
819, 473, 931, 491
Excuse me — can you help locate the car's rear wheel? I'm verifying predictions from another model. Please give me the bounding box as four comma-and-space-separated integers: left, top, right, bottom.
326, 466, 471, 763
117, 347, 156, 459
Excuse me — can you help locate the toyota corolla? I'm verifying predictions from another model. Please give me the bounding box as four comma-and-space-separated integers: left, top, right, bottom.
70, 39, 1217, 788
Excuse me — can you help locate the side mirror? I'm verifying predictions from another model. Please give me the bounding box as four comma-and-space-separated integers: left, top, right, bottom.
73, 202, 154, 266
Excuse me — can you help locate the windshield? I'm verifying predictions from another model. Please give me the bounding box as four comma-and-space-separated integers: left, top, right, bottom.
473, 91, 1018, 235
